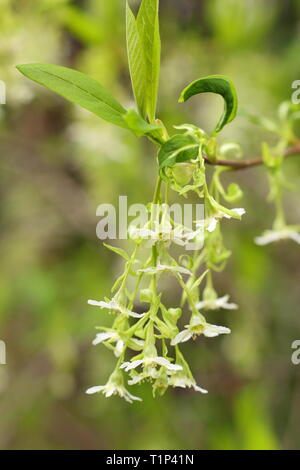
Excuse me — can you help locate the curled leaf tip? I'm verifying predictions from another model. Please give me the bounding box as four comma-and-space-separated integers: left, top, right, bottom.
179, 74, 238, 134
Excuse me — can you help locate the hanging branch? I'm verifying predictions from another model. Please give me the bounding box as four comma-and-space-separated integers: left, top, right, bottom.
203, 141, 300, 170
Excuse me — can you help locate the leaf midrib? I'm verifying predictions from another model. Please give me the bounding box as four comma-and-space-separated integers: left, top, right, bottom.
35, 68, 125, 116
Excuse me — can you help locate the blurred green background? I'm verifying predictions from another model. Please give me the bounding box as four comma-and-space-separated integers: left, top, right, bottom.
0, 0, 300, 450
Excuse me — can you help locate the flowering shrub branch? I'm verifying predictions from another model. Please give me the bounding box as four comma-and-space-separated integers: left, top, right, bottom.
16, 0, 300, 403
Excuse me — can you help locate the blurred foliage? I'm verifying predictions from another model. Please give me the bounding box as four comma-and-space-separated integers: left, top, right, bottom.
0, 0, 300, 449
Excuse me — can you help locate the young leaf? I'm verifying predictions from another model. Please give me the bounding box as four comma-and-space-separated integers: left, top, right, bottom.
126, 2, 147, 117
191, 269, 209, 291
124, 109, 162, 137
16, 63, 128, 128
239, 109, 279, 133
158, 134, 199, 169
179, 75, 238, 134
137, 0, 161, 123
103, 243, 130, 261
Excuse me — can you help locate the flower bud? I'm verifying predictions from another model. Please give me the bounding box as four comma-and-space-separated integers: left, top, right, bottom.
162, 307, 182, 326
171, 163, 195, 186
140, 288, 153, 303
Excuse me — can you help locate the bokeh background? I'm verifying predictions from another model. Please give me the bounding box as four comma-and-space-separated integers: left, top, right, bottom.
1, 0, 300, 450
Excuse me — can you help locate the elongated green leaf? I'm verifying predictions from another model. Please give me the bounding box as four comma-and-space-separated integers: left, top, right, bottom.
126, 2, 147, 117
16, 63, 128, 128
137, 0, 161, 122
158, 134, 199, 169
124, 109, 161, 137
191, 269, 209, 290
103, 243, 129, 261
179, 75, 238, 134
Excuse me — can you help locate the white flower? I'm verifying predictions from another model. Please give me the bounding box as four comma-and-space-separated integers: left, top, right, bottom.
184, 227, 205, 243
86, 368, 142, 403
87, 299, 146, 318
171, 315, 231, 345
196, 295, 238, 311
92, 331, 143, 357
197, 208, 246, 233
168, 374, 208, 394
120, 356, 182, 373
137, 263, 192, 276
92, 331, 124, 357
92, 331, 117, 345
86, 383, 141, 403
255, 228, 300, 246
127, 368, 160, 385
129, 224, 186, 247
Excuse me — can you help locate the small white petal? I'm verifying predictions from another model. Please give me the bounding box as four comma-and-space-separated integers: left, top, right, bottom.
255, 228, 300, 246
86, 385, 105, 395
124, 391, 143, 403
171, 329, 193, 345
92, 332, 114, 345
216, 295, 238, 310
105, 388, 115, 398
173, 236, 187, 246
120, 359, 144, 371
128, 375, 144, 386
207, 217, 218, 232
203, 324, 231, 337
88, 299, 119, 310
197, 295, 238, 311
193, 384, 208, 394
114, 340, 124, 357
215, 294, 229, 306
196, 300, 206, 310
88, 299, 109, 307
232, 208, 246, 217
126, 310, 146, 318
154, 357, 182, 371
166, 363, 183, 371
255, 232, 278, 245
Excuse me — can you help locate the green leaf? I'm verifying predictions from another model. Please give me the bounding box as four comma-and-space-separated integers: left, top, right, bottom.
137, 0, 161, 122
126, 2, 147, 117
240, 109, 279, 133
124, 109, 161, 137
262, 142, 282, 169
58, 5, 103, 45
191, 269, 209, 291
179, 75, 238, 134
103, 243, 129, 261
16, 63, 128, 128
158, 134, 199, 169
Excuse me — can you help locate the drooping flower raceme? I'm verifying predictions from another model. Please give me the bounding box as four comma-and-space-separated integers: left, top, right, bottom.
84, 125, 247, 402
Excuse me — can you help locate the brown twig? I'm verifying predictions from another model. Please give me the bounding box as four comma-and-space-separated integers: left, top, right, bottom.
203, 142, 300, 170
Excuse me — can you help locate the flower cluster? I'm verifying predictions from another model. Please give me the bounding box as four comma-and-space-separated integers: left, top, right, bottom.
86, 125, 247, 403
253, 103, 300, 246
